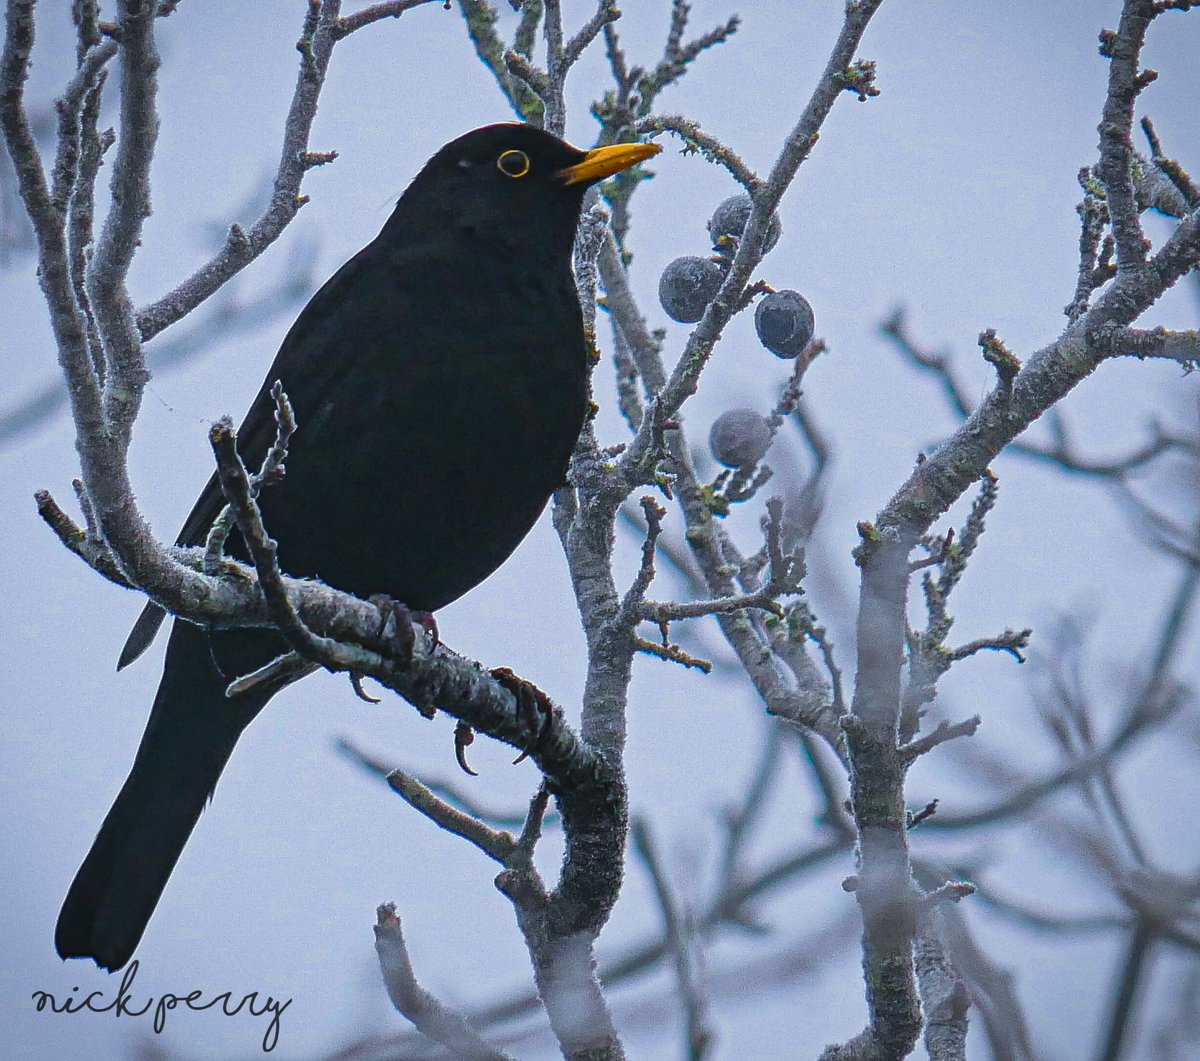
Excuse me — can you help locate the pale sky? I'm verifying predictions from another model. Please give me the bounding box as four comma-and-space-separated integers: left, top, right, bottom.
2, 2, 1198, 1058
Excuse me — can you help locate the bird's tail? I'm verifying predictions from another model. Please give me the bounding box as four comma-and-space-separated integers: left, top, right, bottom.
56, 620, 275, 971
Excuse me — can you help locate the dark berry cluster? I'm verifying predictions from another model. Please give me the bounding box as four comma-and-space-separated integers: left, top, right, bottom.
658, 193, 783, 325
658, 194, 813, 360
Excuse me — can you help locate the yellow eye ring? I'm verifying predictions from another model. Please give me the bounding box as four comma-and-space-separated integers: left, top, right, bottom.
496, 150, 531, 179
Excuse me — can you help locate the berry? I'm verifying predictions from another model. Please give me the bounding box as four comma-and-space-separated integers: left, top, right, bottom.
709, 408, 772, 470
707, 194, 781, 253
658, 255, 724, 323
754, 289, 814, 358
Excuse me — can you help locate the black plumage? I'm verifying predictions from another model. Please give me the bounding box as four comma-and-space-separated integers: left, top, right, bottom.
55, 123, 658, 971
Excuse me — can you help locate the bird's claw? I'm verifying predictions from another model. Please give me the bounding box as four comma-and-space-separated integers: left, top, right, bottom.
454, 721, 479, 776
349, 672, 381, 703
489, 666, 555, 764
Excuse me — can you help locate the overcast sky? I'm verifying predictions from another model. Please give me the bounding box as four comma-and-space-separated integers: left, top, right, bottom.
2, 2, 1198, 1059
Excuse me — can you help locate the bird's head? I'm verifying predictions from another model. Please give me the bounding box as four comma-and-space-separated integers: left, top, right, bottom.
391, 123, 660, 257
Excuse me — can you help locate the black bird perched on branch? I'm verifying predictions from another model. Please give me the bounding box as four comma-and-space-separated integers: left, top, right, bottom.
55, 123, 659, 972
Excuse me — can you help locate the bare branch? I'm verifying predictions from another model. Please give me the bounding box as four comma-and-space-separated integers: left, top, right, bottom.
373, 903, 515, 1061
632, 818, 714, 1061
930, 691, 1182, 831
1096, 323, 1200, 368
87, 0, 158, 443
900, 716, 982, 762
1095, 1, 1159, 271
563, 0, 619, 69
334, 0, 440, 38
914, 912, 971, 1061
133, 0, 439, 342
204, 380, 296, 573
635, 114, 759, 190
385, 768, 515, 863
459, 0, 544, 123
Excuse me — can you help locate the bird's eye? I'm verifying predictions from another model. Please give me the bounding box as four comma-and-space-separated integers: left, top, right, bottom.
496, 150, 531, 179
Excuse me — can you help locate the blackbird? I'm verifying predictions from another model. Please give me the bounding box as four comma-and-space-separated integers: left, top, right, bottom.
55, 123, 659, 971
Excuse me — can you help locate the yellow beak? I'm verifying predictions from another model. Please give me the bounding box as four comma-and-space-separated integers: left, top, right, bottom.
558, 141, 661, 186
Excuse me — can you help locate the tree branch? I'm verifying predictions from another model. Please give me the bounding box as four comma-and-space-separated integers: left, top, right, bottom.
374, 903, 515, 1061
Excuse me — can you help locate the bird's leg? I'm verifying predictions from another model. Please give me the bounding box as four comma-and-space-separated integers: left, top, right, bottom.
362, 595, 444, 718
489, 666, 555, 764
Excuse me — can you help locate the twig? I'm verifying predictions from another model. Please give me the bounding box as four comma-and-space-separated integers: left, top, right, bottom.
334, 0, 440, 38
900, 716, 982, 762
942, 903, 1038, 1061
1095, 324, 1200, 368
1098, 918, 1157, 1061
134, 0, 442, 342
563, 0, 619, 69
1067, 168, 1108, 320
641, 591, 784, 624
919, 880, 977, 911
224, 651, 317, 697
1141, 115, 1200, 207
633, 634, 712, 673
385, 768, 515, 862
209, 416, 361, 669
1095, 1, 1159, 272
614, 495, 666, 630
632, 818, 714, 1061
914, 912, 971, 1061
635, 114, 759, 190
929, 693, 1181, 830
373, 903, 515, 1061
88, 0, 159, 443
339, 737, 555, 830
204, 380, 296, 573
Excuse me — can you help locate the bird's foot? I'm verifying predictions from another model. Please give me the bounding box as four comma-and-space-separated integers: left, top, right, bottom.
489, 666, 555, 764
412, 610, 440, 650
369, 595, 416, 663
449, 669, 554, 776
367, 596, 439, 719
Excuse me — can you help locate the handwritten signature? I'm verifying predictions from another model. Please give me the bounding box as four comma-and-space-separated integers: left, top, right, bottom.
31, 960, 292, 1052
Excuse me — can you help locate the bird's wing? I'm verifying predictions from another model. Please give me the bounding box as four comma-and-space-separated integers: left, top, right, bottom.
118, 241, 391, 668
